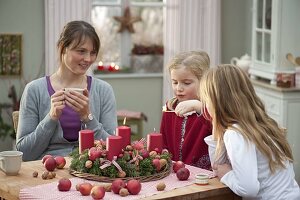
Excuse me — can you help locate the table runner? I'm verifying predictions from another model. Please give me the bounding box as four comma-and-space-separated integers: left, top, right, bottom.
19, 165, 214, 200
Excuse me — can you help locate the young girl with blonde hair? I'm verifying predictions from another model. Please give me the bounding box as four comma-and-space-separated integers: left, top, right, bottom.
199, 64, 300, 199
160, 51, 212, 169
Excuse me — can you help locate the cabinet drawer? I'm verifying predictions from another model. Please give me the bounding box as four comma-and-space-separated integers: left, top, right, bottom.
263, 95, 281, 116
257, 93, 281, 116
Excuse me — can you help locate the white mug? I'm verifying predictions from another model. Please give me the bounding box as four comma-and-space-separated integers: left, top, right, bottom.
64, 88, 84, 94
0, 151, 23, 175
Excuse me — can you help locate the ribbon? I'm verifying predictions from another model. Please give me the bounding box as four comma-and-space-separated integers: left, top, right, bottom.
129, 150, 143, 166
99, 156, 123, 172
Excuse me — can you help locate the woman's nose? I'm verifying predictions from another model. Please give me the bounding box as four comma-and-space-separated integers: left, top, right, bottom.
83, 53, 92, 61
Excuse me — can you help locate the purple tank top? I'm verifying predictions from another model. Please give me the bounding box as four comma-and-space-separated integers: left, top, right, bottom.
46, 76, 92, 141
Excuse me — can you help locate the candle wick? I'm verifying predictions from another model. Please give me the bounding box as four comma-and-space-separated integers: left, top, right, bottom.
123, 117, 127, 125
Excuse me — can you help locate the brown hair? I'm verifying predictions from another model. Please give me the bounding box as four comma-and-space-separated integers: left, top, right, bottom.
57, 20, 100, 62
199, 64, 293, 173
168, 51, 210, 81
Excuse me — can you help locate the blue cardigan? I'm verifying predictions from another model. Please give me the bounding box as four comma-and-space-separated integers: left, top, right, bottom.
16, 76, 117, 161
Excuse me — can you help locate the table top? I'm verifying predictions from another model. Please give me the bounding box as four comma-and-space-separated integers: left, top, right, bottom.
0, 158, 241, 200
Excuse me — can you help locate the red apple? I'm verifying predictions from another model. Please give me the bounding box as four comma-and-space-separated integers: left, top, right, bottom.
140, 149, 149, 159
54, 156, 66, 169
42, 154, 52, 164
176, 167, 190, 181
152, 158, 161, 171
126, 179, 142, 195
44, 156, 57, 171
57, 178, 71, 191
88, 147, 102, 161
91, 185, 105, 200
79, 182, 93, 196
173, 161, 185, 173
111, 179, 126, 194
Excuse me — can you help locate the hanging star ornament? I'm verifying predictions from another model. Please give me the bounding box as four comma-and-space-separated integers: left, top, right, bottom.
114, 7, 141, 33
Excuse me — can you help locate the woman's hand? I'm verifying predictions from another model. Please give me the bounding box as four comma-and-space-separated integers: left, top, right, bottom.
212, 163, 232, 179
64, 88, 90, 120
175, 100, 202, 117
49, 90, 65, 120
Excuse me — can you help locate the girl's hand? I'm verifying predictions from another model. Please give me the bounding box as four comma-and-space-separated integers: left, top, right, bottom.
212, 163, 232, 179
49, 90, 65, 120
64, 88, 90, 120
175, 100, 202, 117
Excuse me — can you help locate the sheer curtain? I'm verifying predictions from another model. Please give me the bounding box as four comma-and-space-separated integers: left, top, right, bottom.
163, 0, 221, 102
44, 0, 92, 76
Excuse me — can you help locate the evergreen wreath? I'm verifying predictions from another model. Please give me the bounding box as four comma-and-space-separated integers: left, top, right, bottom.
69, 139, 172, 181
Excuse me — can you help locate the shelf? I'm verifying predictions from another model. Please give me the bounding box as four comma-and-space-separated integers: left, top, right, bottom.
93, 73, 163, 79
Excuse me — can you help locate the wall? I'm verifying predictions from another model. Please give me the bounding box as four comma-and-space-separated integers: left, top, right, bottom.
97, 75, 163, 136
221, 0, 252, 63
0, 0, 44, 150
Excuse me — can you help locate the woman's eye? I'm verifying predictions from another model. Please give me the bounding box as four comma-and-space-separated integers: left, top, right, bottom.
76, 49, 86, 54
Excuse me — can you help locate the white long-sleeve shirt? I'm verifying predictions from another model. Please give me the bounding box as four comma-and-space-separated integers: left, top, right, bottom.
220, 128, 300, 200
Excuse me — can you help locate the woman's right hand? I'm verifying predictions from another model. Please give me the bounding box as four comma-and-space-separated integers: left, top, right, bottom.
49, 90, 65, 120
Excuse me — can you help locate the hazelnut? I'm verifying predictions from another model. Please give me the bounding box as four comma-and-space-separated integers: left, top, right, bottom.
156, 182, 166, 191
119, 188, 129, 197
32, 171, 38, 178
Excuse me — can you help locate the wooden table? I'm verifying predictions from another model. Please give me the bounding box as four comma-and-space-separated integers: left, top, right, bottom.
0, 158, 241, 200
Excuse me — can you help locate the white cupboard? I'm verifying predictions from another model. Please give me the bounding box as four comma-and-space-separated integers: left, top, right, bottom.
250, 0, 300, 85
252, 80, 300, 183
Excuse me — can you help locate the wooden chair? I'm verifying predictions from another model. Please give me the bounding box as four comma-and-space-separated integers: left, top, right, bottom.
12, 111, 19, 136
117, 109, 147, 141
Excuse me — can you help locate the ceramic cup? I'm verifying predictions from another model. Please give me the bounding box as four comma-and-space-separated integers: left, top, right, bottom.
64, 88, 84, 94
0, 151, 23, 175
195, 173, 209, 185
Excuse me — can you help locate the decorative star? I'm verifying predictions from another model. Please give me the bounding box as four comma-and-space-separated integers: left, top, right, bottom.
113, 7, 141, 33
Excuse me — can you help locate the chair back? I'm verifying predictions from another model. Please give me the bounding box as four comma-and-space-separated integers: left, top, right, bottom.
12, 111, 19, 135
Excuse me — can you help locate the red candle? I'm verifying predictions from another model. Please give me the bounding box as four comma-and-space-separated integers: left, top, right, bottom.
147, 133, 163, 153
79, 129, 94, 154
106, 135, 123, 160
116, 125, 131, 150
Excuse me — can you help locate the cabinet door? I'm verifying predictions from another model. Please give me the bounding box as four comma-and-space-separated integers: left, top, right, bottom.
254, 0, 272, 65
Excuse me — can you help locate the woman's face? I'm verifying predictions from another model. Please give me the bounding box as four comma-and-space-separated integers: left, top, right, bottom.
62, 38, 97, 75
170, 66, 200, 102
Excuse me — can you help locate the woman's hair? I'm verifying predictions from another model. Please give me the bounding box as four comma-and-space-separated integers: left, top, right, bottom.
168, 51, 210, 80
199, 64, 293, 173
57, 20, 100, 62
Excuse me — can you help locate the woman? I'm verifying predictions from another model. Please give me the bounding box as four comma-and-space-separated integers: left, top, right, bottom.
16, 21, 117, 161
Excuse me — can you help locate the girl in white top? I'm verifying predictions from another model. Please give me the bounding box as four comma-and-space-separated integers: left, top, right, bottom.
199, 64, 300, 200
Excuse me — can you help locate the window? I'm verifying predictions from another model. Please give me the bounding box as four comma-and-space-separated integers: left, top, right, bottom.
91, 0, 165, 74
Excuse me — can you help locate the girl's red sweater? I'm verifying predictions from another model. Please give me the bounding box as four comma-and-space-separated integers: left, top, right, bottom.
160, 101, 212, 170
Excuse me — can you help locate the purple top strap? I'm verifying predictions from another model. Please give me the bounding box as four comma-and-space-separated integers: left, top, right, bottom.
46, 76, 92, 141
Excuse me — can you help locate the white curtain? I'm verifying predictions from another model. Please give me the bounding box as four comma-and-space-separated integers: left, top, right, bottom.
44, 0, 92, 76
163, 0, 221, 102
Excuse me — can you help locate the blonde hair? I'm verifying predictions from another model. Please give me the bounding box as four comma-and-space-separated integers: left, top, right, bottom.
199, 64, 293, 173
168, 51, 210, 80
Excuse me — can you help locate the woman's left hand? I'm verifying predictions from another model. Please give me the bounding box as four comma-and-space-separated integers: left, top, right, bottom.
212, 163, 232, 179
64, 88, 90, 120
